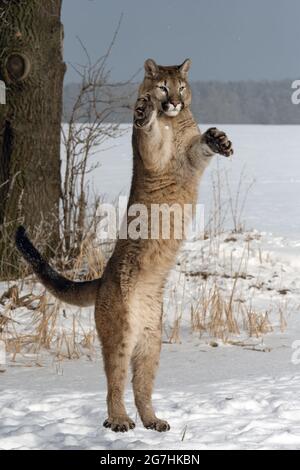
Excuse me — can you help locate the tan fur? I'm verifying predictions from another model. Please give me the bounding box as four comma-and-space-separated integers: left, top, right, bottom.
96, 59, 233, 432
16, 59, 233, 433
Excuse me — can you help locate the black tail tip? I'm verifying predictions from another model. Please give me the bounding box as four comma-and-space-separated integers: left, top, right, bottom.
15, 226, 27, 245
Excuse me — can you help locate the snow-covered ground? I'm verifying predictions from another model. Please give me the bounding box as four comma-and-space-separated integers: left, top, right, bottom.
1, 125, 300, 450
2, 309, 300, 450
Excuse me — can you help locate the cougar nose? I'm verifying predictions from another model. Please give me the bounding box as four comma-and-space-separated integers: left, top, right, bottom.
169, 99, 180, 107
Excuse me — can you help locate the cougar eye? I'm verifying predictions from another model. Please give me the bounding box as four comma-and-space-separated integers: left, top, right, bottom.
179, 86, 185, 93
158, 85, 168, 93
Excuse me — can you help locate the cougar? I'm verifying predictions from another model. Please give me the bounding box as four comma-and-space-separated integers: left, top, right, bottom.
16, 58, 233, 433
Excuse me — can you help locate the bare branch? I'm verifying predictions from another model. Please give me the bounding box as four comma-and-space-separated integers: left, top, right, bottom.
61, 17, 132, 256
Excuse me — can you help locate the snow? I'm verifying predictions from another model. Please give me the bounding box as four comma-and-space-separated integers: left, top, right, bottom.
1, 125, 300, 450
2, 334, 300, 450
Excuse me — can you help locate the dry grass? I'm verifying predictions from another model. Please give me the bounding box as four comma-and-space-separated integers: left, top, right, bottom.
0, 284, 98, 362
0, 231, 108, 364
191, 286, 274, 341
165, 229, 287, 345
166, 278, 275, 345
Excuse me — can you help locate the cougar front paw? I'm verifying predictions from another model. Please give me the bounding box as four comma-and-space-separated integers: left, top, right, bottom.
203, 127, 234, 157
134, 94, 155, 128
103, 416, 135, 433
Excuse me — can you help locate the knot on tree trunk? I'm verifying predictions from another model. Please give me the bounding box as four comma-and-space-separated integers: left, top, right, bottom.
3, 52, 31, 83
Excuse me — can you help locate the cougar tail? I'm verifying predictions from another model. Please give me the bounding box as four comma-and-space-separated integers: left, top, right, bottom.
15, 226, 99, 307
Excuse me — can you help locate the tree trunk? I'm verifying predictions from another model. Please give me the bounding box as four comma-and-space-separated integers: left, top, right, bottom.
0, 0, 65, 279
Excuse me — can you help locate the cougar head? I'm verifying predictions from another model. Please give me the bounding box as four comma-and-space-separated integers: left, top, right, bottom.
140, 58, 192, 117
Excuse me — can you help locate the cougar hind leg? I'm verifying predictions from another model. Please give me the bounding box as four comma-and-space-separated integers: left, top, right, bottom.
131, 320, 170, 432
95, 290, 136, 433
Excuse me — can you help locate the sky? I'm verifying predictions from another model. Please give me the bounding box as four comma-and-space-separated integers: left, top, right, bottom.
62, 0, 299, 83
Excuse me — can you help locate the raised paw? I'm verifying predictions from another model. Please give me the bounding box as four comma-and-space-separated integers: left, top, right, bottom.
144, 418, 170, 433
103, 416, 136, 433
203, 127, 234, 157
134, 93, 155, 129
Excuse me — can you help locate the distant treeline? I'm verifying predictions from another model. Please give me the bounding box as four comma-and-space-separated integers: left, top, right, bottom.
63, 80, 300, 124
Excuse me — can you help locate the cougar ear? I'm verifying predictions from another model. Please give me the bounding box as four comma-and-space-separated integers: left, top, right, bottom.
179, 58, 192, 77
144, 59, 159, 78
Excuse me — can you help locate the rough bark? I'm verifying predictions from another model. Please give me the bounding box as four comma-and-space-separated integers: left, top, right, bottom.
0, 0, 65, 279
